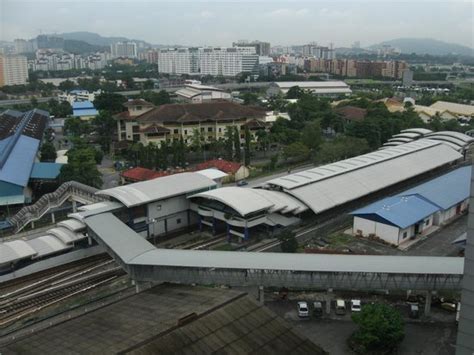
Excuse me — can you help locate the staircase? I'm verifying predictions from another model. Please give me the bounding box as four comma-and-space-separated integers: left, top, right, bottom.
9, 181, 106, 233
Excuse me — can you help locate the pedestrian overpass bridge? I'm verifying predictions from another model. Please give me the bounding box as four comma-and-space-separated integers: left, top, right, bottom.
82, 212, 464, 292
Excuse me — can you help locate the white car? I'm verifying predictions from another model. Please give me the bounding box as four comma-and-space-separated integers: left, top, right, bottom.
351, 299, 361, 312
297, 301, 309, 318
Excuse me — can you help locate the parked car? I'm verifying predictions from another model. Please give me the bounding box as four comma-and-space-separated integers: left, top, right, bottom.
335, 299, 346, 315
441, 302, 457, 312
236, 180, 248, 186
313, 301, 323, 317
351, 299, 361, 312
297, 301, 309, 318
409, 304, 420, 318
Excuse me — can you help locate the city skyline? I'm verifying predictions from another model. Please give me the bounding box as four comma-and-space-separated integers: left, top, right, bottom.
1, 0, 473, 48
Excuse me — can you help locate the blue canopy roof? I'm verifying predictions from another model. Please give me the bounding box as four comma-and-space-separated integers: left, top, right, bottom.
351, 195, 440, 229
0, 135, 39, 187
72, 101, 94, 109
30, 162, 63, 180
73, 108, 98, 117
398, 166, 471, 210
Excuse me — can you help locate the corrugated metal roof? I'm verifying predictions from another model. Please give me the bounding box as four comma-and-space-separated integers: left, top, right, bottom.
290, 145, 460, 214
30, 162, 63, 180
0, 240, 36, 265
0, 135, 40, 187
73, 109, 98, 117
400, 128, 433, 135
71, 101, 94, 109
398, 166, 471, 210
195, 168, 228, 180
273, 81, 349, 89
47, 226, 87, 244
28, 235, 71, 258
430, 101, 474, 116
57, 219, 86, 232
351, 195, 440, 228
84, 212, 463, 275
266, 140, 462, 214
97, 172, 216, 207
192, 187, 308, 216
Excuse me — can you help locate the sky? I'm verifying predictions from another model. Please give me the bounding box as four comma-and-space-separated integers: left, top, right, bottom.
1, 0, 473, 48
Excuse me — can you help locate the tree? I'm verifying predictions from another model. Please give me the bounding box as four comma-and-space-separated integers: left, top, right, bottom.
301, 121, 323, 152
244, 126, 252, 166
283, 142, 310, 162
279, 231, 298, 253
58, 148, 102, 188
64, 117, 91, 137
30, 97, 38, 107
285, 86, 305, 99
142, 90, 171, 106
233, 127, 241, 162
350, 303, 404, 354
92, 111, 116, 152
241, 92, 260, 105
93, 93, 127, 113
223, 126, 234, 160
40, 142, 57, 162
58, 80, 76, 92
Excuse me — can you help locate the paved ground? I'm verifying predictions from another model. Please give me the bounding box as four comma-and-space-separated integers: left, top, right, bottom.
99, 155, 119, 189
267, 300, 458, 355
328, 214, 467, 257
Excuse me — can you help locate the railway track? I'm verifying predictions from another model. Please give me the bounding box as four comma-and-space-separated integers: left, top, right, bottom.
182, 234, 227, 250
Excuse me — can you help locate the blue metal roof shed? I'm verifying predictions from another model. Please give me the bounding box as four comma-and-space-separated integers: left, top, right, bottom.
30, 162, 64, 180
398, 166, 470, 210
351, 195, 440, 229
72, 101, 98, 117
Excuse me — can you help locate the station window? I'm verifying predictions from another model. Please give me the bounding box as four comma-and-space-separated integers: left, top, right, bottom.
403, 232, 408, 239
174, 129, 179, 134
425, 219, 430, 226
208, 127, 213, 132
176, 218, 181, 224
136, 105, 142, 110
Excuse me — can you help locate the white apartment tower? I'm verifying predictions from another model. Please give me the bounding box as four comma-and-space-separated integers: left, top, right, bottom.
110, 42, 138, 58
158, 47, 258, 77
0, 55, 29, 87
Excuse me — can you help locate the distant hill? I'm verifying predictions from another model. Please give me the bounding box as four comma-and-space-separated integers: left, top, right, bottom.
370, 38, 473, 56
54, 31, 152, 48
63, 39, 108, 54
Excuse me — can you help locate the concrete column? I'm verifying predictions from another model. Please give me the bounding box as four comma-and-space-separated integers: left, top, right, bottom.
212, 218, 216, 235
244, 227, 249, 241
424, 291, 432, 316
72, 200, 77, 213
31, 221, 34, 229
51, 212, 55, 224
198, 216, 202, 232
326, 289, 333, 314
227, 223, 231, 242
258, 286, 264, 304
88, 236, 92, 246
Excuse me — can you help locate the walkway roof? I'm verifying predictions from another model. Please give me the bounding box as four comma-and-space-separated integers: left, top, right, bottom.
28, 235, 71, 258
351, 195, 440, 229
195, 168, 228, 181
264, 140, 462, 214
84, 212, 464, 275
97, 172, 216, 207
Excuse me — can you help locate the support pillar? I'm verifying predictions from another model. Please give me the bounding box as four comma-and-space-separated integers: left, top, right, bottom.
244, 227, 249, 241
212, 218, 216, 235
51, 212, 55, 224
72, 200, 77, 213
88, 236, 92, 246
226, 223, 231, 242
30, 221, 34, 229
424, 291, 432, 316
326, 288, 333, 314
258, 286, 264, 304
198, 216, 202, 232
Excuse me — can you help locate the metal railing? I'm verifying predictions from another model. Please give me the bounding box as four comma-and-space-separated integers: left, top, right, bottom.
10, 181, 106, 233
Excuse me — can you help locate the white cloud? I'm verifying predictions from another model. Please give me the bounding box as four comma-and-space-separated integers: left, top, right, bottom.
266, 8, 309, 18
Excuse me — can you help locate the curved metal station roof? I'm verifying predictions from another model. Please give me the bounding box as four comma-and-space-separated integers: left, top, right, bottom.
97, 172, 216, 207
0, 240, 37, 265
28, 235, 72, 258
192, 187, 307, 217
264, 140, 462, 214
195, 168, 228, 180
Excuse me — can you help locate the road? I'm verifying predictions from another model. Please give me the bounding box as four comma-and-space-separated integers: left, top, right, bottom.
0, 97, 53, 107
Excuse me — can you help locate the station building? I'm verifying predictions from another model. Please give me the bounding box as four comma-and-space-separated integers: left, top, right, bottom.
351, 166, 470, 246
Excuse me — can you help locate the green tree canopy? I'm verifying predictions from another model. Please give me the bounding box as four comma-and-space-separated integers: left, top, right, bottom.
58, 148, 102, 188
40, 141, 57, 162
92, 111, 116, 152
279, 231, 298, 253
350, 303, 404, 354
94, 93, 127, 113
283, 142, 310, 162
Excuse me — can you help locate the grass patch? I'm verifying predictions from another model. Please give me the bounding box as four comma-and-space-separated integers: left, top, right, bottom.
327, 232, 352, 248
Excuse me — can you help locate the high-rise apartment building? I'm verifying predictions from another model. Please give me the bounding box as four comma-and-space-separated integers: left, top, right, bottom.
157, 47, 258, 77
14, 39, 36, 54
233, 40, 271, 56
302, 43, 336, 60
0, 55, 29, 87
110, 42, 137, 58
